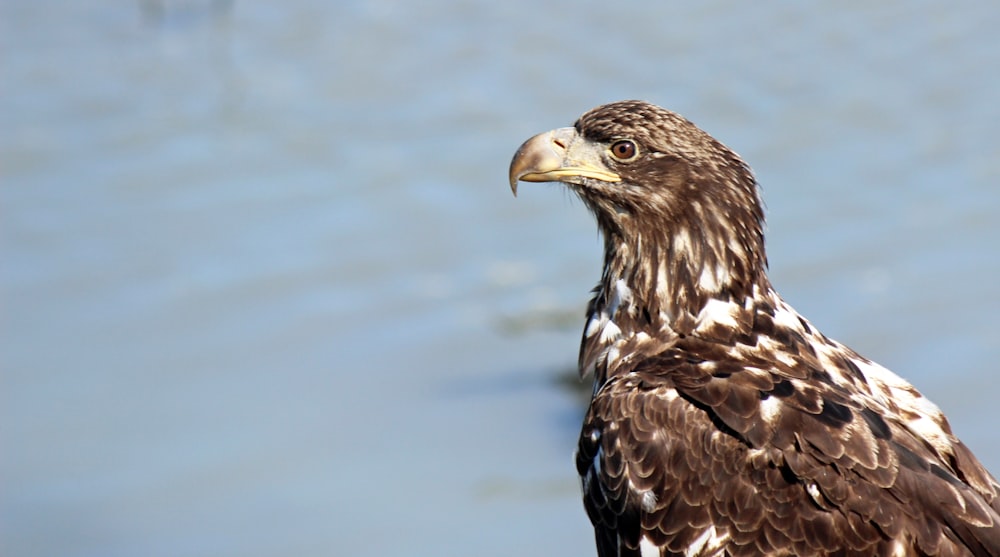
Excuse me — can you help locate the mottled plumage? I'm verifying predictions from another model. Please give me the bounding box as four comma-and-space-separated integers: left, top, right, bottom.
509, 100, 1000, 556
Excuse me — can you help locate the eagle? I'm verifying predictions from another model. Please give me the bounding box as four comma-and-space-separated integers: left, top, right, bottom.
508, 100, 1000, 556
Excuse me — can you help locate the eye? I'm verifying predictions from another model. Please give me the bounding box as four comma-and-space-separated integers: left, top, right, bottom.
609, 139, 638, 161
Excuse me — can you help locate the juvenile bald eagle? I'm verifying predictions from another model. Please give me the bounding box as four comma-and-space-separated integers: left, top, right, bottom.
508, 101, 1000, 556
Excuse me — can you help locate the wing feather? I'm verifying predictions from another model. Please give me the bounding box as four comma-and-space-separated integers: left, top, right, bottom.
577, 336, 1000, 556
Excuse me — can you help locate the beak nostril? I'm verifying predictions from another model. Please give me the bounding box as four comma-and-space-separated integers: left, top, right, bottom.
508, 127, 621, 196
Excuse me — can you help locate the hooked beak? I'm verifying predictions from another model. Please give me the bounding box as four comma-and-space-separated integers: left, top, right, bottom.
508, 127, 621, 196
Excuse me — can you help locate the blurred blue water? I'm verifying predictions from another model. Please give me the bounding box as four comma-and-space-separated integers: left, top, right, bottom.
2, 1, 999, 556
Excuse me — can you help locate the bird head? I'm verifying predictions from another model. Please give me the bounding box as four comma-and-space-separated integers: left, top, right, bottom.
509, 100, 769, 312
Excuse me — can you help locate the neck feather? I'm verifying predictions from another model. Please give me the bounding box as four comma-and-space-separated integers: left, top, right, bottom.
578, 221, 771, 379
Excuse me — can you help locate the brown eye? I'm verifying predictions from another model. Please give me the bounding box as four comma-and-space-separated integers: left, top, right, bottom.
610, 140, 637, 160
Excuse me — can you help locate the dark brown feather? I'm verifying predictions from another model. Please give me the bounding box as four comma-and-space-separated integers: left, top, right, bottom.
520, 100, 1000, 556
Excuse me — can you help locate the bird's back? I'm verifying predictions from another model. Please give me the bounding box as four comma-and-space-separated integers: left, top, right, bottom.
576, 318, 1000, 556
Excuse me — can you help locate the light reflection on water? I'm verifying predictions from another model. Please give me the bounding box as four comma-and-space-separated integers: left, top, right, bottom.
3, 2, 999, 556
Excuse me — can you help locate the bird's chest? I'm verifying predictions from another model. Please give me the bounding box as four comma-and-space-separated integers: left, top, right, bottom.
582, 279, 650, 378
582, 311, 649, 383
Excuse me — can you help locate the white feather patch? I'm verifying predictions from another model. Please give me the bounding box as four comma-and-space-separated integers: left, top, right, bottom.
609, 278, 631, 316
697, 265, 723, 292
604, 345, 621, 368
672, 227, 694, 258
851, 356, 952, 455
685, 526, 729, 557
759, 393, 783, 424
639, 536, 660, 557
772, 299, 805, 331
641, 490, 657, 512
599, 320, 622, 343
584, 313, 604, 338
806, 481, 823, 506
656, 261, 670, 300
695, 297, 739, 329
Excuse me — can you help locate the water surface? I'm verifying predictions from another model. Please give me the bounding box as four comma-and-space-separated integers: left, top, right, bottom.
3, 2, 999, 556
